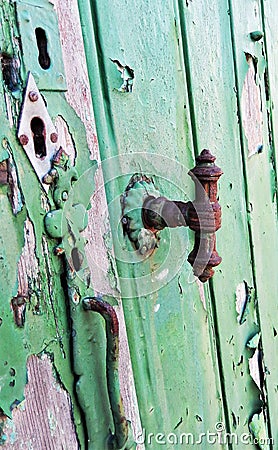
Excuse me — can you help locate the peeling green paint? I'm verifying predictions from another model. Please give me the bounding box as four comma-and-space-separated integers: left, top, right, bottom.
78, 0, 278, 448
249, 412, 270, 450
247, 333, 261, 350
1, 0, 278, 448
0, 1, 120, 448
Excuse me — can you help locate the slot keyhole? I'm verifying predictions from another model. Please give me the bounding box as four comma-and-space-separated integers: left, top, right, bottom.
31, 117, 46, 159
35, 28, 51, 70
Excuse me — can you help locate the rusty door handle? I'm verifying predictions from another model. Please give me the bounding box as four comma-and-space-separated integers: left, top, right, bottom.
142, 149, 223, 282
122, 150, 223, 282
83, 297, 133, 450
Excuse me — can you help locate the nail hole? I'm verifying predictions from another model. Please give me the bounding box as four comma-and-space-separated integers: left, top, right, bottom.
35, 28, 51, 70
31, 117, 46, 159
71, 247, 83, 272
9, 368, 16, 376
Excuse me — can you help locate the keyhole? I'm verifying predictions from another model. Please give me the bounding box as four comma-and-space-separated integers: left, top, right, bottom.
35, 28, 51, 70
31, 117, 46, 159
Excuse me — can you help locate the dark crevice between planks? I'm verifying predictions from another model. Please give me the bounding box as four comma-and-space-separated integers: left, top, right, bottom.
176, 0, 199, 159
176, 0, 233, 445
207, 279, 233, 450
227, 0, 273, 446
258, 0, 278, 444
41, 237, 66, 358
60, 270, 89, 450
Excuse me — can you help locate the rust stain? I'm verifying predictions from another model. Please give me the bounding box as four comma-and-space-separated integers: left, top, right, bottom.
11, 295, 27, 328
0, 160, 8, 185
142, 150, 223, 282
83, 297, 129, 448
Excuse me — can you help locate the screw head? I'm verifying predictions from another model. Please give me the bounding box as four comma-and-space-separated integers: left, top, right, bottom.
62, 191, 68, 201
50, 132, 58, 143
19, 134, 29, 146
28, 90, 39, 102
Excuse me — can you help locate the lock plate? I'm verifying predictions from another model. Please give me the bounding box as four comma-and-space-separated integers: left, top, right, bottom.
121, 174, 160, 255
16, 0, 67, 91
17, 72, 59, 191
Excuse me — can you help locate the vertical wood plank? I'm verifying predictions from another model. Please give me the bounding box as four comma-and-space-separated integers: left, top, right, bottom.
179, 0, 263, 442
2, 355, 79, 449
229, 0, 278, 444
78, 0, 225, 447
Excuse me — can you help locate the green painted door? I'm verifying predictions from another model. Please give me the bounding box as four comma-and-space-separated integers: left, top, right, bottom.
0, 0, 278, 449
77, 0, 278, 448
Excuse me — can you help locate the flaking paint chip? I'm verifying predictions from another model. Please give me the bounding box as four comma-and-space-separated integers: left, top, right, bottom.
248, 349, 261, 391
110, 59, 134, 93
249, 412, 269, 450
235, 281, 250, 324
241, 55, 263, 157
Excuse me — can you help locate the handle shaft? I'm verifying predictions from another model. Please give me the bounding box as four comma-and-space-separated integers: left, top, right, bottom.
83, 297, 129, 449
142, 149, 223, 282
187, 149, 223, 282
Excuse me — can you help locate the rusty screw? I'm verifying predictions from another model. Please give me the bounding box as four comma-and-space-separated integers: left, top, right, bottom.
19, 134, 29, 146
50, 132, 58, 143
28, 90, 39, 102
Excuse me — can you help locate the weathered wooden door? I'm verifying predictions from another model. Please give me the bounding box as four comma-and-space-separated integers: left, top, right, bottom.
1, 0, 278, 449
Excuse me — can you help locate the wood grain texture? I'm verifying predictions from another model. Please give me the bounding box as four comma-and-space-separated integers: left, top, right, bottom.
2, 355, 78, 449
54, 0, 118, 298
78, 1, 225, 448
54, 1, 143, 447
230, 0, 278, 444
179, 0, 261, 440
1, 0, 278, 448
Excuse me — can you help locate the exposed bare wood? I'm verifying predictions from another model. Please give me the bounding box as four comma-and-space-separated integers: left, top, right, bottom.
53, 1, 144, 445
54, 0, 119, 299
17, 218, 39, 298
2, 355, 78, 449
241, 55, 264, 157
